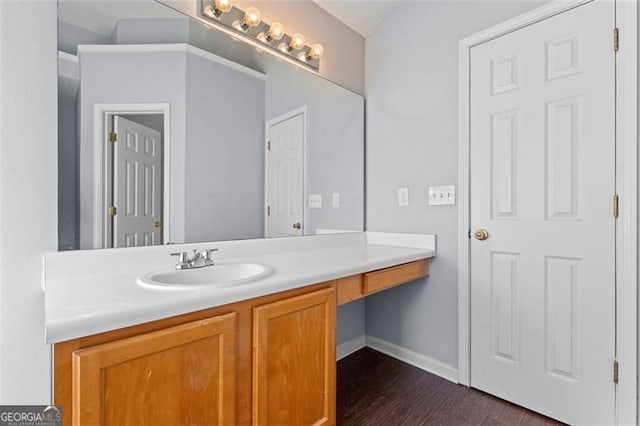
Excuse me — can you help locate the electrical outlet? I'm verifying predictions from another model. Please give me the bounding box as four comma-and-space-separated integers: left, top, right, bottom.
397, 187, 409, 206
309, 194, 322, 208
332, 193, 340, 208
429, 185, 456, 205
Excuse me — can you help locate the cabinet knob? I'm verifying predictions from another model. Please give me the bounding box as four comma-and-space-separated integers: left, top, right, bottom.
292, 222, 302, 230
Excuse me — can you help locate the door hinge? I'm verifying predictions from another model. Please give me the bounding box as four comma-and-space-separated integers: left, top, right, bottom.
107, 205, 117, 216
614, 27, 619, 52
613, 194, 619, 219
613, 360, 619, 384
267, 141, 271, 151
109, 132, 118, 143
267, 205, 271, 216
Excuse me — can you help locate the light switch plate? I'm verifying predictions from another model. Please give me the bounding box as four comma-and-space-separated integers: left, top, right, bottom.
429, 185, 456, 205
332, 193, 340, 208
309, 194, 322, 208
397, 187, 409, 206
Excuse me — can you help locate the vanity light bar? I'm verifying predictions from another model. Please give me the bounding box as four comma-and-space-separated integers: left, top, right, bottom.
200, 0, 323, 70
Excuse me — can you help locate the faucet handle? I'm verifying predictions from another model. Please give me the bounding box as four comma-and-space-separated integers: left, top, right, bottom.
202, 248, 219, 260
170, 251, 188, 263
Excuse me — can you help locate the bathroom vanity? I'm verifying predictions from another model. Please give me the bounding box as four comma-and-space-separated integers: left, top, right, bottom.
46, 232, 434, 425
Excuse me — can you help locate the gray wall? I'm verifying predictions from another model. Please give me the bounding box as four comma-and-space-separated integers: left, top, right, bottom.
338, 300, 365, 345
184, 53, 265, 242
364, 1, 549, 367
114, 17, 190, 44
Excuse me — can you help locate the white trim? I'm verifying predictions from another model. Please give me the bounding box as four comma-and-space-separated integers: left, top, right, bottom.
457, 1, 637, 423
457, 26, 472, 387
459, 0, 592, 49
366, 232, 436, 251
365, 335, 458, 383
77, 43, 266, 81
92, 103, 173, 248
613, 1, 637, 424
336, 335, 366, 360
264, 106, 309, 237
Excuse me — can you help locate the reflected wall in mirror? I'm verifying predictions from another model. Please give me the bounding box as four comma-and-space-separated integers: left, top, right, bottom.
58, 0, 364, 250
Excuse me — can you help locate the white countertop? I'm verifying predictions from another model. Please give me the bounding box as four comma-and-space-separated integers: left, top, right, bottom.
44, 232, 435, 343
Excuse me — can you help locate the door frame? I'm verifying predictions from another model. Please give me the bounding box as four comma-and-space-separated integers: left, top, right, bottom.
456, 0, 637, 423
92, 103, 172, 248
263, 106, 309, 237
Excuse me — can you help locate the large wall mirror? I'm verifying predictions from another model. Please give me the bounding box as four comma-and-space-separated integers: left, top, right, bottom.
58, 0, 364, 250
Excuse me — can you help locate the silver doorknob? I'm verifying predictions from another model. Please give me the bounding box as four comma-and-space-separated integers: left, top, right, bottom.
474, 229, 489, 241
293, 222, 302, 230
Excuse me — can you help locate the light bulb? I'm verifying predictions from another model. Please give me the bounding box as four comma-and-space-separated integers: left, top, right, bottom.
214, 0, 232, 13
268, 22, 284, 41
307, 43, 324, 59
289, 33, 306, 51
242, 7, 261, 28
204, 0, 232, 18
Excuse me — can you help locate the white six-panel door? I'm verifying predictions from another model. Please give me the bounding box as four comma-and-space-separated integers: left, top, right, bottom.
113, 116, 163, 247
265, 112, 305, 238
469, 1, 615, 423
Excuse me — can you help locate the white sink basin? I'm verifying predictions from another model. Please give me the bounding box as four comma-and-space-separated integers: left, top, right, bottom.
138, 262, 272, 289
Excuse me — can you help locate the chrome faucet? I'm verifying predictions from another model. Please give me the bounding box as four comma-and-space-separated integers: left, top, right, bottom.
170, 249, 218, 270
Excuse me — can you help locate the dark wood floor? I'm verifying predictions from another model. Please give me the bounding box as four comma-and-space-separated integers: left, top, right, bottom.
337, 348, 563, 426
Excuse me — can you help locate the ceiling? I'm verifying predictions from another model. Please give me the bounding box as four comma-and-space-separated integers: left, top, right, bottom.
311, 0, 398, 37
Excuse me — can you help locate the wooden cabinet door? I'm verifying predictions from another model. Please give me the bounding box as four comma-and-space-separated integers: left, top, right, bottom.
253, 287, 336, 426
72, 313, 236, 426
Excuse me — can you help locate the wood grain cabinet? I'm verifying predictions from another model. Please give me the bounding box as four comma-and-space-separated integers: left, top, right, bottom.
253, 287, 336, 426
70, 313, 236, 425
54, 281, 337, 426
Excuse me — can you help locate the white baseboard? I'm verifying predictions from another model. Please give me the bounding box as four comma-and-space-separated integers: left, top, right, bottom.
365, 335, 458, 383
335, 334, 459, 384
336, 334, 366, 360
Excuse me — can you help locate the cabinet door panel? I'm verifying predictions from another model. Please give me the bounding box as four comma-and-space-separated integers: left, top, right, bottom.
72, 313, 236, 426
253, 287, 336, 426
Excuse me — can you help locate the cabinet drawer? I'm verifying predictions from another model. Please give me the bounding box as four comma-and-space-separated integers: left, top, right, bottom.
337, 275, 364, 305
363, 260, 429, 295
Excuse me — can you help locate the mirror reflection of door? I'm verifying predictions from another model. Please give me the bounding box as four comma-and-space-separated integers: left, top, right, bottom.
265, 109, 306, 238
107, 115, 163, 248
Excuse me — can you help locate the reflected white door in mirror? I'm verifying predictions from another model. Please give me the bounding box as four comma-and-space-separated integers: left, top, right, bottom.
265, 107, 307, 238
92, 104, 171, 249
111, 116, 163, 248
